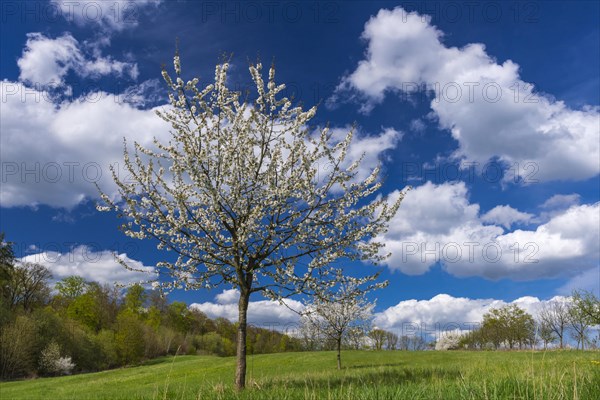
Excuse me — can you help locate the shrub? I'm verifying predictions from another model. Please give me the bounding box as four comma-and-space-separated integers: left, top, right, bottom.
96, 330, 119, 369
38, 341, 75, 376
0, 316, 37, 379
54, 356, 75, 375
115, 311, 145, 365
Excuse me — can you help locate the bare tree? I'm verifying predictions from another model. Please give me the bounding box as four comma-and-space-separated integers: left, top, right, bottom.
298, 321, 320, 351
538, 300, 571, 349
537, 320, 557, 350
408, 335, 427, 351
301, 280, 378, 369
346, 326, 367, 350
399, 335, 410, 350
98, 56, 405, 389
385, 330, 399, 350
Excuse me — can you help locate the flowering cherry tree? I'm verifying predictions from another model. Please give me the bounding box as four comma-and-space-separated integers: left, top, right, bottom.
98, 54, 405, 389
435, 331, 464, 350
301, 279, 379, 369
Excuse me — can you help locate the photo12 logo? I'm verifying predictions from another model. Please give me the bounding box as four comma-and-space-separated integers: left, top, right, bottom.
0, 161, 140, 185
397, 1, 540, 24
400, 161, 539, 185
197, 1, 340, 24
1, 1, 143, 24
1, 162, 103, 184
17, 241, 141, 263
401, 241, 539, 264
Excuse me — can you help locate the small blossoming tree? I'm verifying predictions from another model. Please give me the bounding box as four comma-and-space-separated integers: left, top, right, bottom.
98, 54, 405, 389
39, 341, 75, 376
435, 331, 464, 350
301, 279, 379, 369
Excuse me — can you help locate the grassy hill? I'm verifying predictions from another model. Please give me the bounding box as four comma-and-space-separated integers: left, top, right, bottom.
1, 350, 599, 399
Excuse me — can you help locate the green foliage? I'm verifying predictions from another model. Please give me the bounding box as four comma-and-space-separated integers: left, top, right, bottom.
67, 292, 103, 332
67, 324, 104, 372
165, 301, 193, 333
55, 276, 88, 299
3, 262, 52, 312
572, 290, 600, 325
95, 330, 119, 369
214, 317, 237, 338
146, 306, 162, 330
141, 324, 163, 358
115, 310, 146, 365
463, 305, 535, 350
123, 284, 146, 314
195, 331, 235, 356
0, 233, 16, 300
0, 240, 304, 381
29, 308, 71, 358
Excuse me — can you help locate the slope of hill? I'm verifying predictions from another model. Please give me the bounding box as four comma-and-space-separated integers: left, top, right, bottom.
1, 350, 599, 399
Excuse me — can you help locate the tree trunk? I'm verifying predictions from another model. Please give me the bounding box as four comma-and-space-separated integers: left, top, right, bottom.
235, 290, 250, 390
336, 337, 342, 370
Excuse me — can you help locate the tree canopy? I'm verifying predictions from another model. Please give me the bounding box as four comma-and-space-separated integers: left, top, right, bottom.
98, 56, 405, 389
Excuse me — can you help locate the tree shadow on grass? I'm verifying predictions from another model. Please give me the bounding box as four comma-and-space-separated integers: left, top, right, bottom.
345, 362, 405, 370
260, 367, 461, 390
139, 356, 192, 367
139, 357, 172, 366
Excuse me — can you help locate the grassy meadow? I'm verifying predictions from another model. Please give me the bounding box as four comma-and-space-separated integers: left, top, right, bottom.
1, 350, 599, 400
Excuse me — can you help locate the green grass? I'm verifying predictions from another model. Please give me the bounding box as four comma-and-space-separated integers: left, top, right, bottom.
1, 351, 599, 399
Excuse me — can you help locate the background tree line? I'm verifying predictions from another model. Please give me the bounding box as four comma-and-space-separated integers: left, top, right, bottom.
440, 299, 599, 351
0, 235, 302, 380
2, 233, 597, 380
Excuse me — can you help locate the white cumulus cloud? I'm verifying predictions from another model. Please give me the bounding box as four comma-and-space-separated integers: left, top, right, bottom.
0, 79, 399, 209
215, 288, 240, 304
0, 80, 170, 208
18, 32, 138, 88
481, 205, 533, 229
558, 267, 600, 296
20, 245, 156, 286
540, 194, 581, 210
373, 294, 568, 334
379, 181, 599, 280
337, 7, 600, 182
190, 289, 303, 329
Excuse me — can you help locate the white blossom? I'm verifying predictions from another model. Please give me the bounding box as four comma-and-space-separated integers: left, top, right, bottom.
97, 56, 405, 299
96, 55, 406, 386
435, 331, 465, 350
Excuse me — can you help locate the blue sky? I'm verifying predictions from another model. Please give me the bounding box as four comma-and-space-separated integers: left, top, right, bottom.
1, 1, 598, 330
